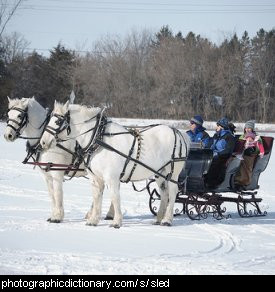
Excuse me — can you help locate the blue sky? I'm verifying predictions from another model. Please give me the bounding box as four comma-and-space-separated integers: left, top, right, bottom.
5, 0, 275, 55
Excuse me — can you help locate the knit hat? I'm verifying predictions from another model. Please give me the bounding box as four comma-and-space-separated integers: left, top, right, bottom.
217, 117, 229, 129
190, 115, 203, 126
244, 120, 255, 130
245, 132, 256, 140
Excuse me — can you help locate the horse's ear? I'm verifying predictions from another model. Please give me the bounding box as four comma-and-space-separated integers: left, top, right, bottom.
31, 96, 35, 100
21, 98, 29, 107
7, 96, 11, 103
63, 100, 70, 111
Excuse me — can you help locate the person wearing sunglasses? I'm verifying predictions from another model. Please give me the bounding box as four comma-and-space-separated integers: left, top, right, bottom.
186, 115, 210, 148
178, 115, 210, 187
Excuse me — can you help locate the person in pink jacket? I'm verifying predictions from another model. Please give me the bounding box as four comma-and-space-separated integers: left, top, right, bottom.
234, 120, 265, 190
243, 132, 264, 158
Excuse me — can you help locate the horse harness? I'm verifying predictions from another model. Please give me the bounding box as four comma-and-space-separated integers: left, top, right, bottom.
47, 110, 188, 185
7, 106, 85, 178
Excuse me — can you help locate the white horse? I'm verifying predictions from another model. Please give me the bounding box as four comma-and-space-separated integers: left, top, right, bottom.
3, 97, 91, 223
40, 101, 190, 228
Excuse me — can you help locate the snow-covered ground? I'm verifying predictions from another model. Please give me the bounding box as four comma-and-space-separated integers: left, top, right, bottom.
0, 121, 275, 275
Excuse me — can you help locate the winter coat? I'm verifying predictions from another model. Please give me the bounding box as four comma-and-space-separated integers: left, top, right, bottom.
239, 133, 265, 157
210, 129, 236, 159
186, 126, 210, 148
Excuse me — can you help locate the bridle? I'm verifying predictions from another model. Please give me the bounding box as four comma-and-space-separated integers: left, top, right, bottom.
43, 108, 107, 144
6, 106, 29, 138
41, 108, 188, 184
5, 104, 86, 177
44, 111, 71, 139
43, 109, 108, 167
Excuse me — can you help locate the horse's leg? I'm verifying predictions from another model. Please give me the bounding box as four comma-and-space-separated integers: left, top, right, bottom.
43, 173, 55, 222
50, 172, 65, 223
108, 180, 122, 228
43, 172, 64, 223
85, 202, 113, 220
154, 178, 169, 225
161, 181, 178, 226
105, 202, 114, 220
86, 176, 104, 226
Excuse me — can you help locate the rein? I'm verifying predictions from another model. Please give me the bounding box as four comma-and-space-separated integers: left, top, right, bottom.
22, 141, 86, 176
95, 138, 187, 185
24, 161, 85, 172
19, 109, 51, 140
43, 108, 188, 184
8, 107, 84, 176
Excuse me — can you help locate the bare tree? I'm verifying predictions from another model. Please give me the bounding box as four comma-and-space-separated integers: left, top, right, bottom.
1, 31, 29, 62
0, 0, 23, 37
251, 29, 275, 123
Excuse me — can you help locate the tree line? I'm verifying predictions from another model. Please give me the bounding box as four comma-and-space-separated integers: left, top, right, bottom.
1, 26, 275, 123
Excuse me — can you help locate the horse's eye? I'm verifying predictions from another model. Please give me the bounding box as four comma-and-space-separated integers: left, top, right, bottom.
55, 119, 62, 126
18, 114, 23, 119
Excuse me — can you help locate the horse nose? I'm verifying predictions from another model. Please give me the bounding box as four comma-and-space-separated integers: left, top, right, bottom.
4, 132, 13, 141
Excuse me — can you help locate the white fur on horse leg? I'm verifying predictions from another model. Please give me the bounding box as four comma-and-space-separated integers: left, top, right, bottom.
49, 175, 64, 223
155, 180, 168, 224
161, 182, 178, 226
108, 182, 122, 228
44, 175, 54, 221
86, 179, 104, 226
44, 175, 62, 223
85, 204, 93, 220
105, 202, 114, 220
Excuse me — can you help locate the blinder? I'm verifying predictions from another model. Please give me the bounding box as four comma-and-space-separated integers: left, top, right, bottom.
6, 106, 29, 137
44, 111, 71, 139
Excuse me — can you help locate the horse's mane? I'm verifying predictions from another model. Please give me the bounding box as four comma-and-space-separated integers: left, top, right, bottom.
8, 97, 27, 109
8, 97, 43, 111
69, 104, 102, 116
54, 102, 102, 119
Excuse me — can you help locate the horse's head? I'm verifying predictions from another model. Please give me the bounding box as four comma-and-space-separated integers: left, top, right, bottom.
40, 100, 70, 150
4, 97, 30, 142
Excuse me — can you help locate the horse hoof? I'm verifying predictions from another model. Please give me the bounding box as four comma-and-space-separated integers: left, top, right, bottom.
104, 216, 113, 220
161, 222, 172, 226
153, 221, 160, 225
86, 222, 97, 226
109, 224, 120, 229
48, 219, 61, 223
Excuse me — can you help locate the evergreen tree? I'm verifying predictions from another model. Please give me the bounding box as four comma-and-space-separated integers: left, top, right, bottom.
47, 43, 76, 106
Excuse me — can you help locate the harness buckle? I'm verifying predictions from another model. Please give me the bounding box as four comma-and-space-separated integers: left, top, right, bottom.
166, 173, 172, 181
46, 162, 53, 172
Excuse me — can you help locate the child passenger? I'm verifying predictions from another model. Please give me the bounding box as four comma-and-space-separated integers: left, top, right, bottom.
243, 132, 264, 158
234, 120, 265, 191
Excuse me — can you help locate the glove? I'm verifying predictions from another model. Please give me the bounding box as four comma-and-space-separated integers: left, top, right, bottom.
259, 153, 264, 159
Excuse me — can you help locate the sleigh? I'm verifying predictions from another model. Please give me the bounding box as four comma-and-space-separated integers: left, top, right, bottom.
147, 136, 274, 220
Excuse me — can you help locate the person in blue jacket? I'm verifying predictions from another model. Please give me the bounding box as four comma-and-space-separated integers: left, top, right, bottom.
204, 117, 236, 188
186, 115, 210, 148
178, 115, 210, 186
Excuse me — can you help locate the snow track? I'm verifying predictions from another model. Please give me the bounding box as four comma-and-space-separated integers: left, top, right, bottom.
1, 123, 275, 274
